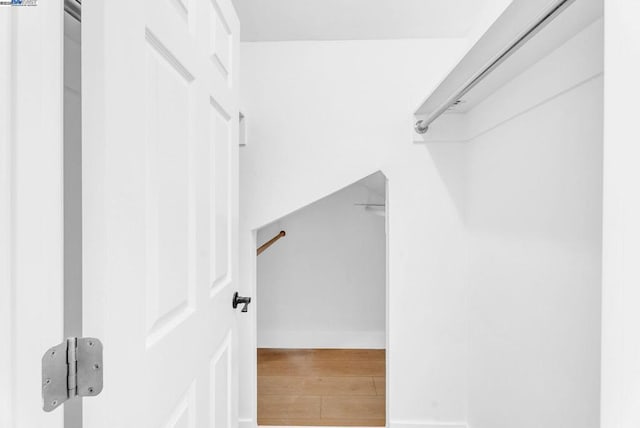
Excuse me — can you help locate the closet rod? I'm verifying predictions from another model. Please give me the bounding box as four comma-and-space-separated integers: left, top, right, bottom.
414, 0, 575, 134
65, 0, 81, 22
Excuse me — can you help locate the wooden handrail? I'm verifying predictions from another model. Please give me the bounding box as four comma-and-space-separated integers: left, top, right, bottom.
257, 231, 286, 256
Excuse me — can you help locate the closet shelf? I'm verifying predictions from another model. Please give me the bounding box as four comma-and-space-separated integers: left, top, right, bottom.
413, 0, 603, 136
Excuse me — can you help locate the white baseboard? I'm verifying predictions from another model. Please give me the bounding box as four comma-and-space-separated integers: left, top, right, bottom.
257, 330, 385, 349
390, 422, 468, 428
239, 418, 255, 428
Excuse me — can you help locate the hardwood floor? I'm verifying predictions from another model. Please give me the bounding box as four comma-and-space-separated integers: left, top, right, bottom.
258, 349, 386, 427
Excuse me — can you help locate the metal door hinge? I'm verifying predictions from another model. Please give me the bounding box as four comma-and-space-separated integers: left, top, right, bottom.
42, 337, 103, 412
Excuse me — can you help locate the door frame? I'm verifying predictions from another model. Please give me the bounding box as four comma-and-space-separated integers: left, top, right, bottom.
245, 172, 390, 427
0, 2, 65, 427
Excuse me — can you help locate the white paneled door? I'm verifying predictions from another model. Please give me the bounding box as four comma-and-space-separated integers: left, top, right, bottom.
82, 0, 240, 426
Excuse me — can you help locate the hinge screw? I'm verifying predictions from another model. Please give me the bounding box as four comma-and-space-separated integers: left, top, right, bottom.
51, 400, 57, 406
93, 363, 100, 370
88, 387, 94, 394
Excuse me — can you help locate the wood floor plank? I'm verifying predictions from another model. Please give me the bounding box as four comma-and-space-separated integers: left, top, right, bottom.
258, 395, 322, 419
321, 396, 386, 420
258, 348, 385, 362
258, 376, 377, 396
258, 349, 313, 363
303, 349, 386, 361
258, 376, 305, 395
373, 377, 385, 396
258, 359, 385, 377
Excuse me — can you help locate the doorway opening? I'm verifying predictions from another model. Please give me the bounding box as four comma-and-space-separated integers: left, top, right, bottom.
255, 172, 388, 427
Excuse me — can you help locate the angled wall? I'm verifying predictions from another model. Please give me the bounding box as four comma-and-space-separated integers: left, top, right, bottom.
256, 178, 387, 350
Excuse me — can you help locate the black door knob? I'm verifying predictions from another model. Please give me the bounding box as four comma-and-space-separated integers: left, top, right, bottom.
232, 292, 252, 312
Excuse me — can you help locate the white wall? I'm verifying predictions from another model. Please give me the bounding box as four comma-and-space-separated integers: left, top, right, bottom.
466, 18, 603, 428
257, 178, 386, 349
601, 1, 640, 427
238, 38, 471, 428
464, 0, 511, 49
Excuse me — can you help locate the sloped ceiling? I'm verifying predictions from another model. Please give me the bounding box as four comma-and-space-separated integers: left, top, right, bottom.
232, 0, 494, 41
